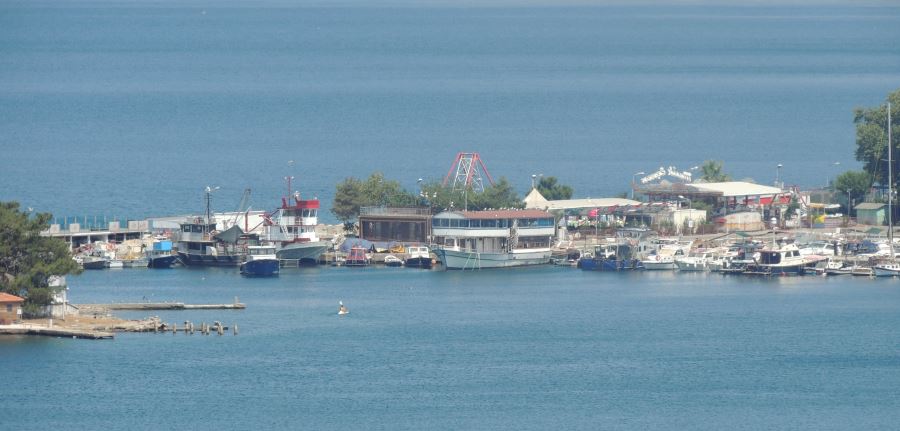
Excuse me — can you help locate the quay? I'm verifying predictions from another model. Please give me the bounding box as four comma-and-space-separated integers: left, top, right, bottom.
0, 324, 113, 339
77, 301, 246, 312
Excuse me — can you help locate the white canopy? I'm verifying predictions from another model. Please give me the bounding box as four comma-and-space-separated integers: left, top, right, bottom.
690, 181, 782, 197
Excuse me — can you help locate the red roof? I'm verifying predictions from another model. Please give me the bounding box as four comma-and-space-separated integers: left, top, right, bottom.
0, 292, 24, 303
459, 209, 552, 220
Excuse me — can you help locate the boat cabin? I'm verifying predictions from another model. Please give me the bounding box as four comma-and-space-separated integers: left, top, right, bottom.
431, 209, 555, 253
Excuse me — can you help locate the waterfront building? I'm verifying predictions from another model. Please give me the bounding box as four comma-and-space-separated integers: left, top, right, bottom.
358, 206, 432, 243
855, 203, 887, 226
0, 293, 24, 324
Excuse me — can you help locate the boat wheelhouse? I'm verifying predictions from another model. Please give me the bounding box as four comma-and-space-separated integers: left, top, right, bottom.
240, 246, 280, 276
263, 189, 328, 263
431, 209, 555, 269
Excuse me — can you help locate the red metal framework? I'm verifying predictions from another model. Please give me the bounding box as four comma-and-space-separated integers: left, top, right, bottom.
442, 152, 495, 193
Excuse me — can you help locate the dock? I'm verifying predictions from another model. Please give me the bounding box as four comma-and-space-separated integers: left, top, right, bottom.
0, 324, 114, 339
77, 302, 246, 313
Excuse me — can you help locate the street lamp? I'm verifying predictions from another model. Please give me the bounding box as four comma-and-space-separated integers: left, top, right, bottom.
631, 171, 646, 199
776, 164, 783, 189
531, 173, 543, 190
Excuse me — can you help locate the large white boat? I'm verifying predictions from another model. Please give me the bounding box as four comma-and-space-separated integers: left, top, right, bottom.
262, 180, 329, 264
431, 209, 555, 270
641, 238, 690, 270
745, 243, 807, 275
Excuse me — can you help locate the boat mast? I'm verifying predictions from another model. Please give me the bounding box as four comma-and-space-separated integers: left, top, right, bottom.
890, 101, 894, 259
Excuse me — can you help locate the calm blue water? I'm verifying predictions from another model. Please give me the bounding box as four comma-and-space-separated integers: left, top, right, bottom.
3, 2, 900, 429
2, 267, 900, 429
1, 1, 900, 222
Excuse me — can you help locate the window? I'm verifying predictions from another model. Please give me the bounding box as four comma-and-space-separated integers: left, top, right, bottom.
6, 304, 11, 312
470, 220, 481, 228
450, 219, 459, 228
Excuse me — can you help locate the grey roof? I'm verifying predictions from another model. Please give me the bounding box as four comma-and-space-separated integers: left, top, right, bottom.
854, 202, 886, 210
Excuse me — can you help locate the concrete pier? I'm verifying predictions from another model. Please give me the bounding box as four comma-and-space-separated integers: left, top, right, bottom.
0, 324, 114, 339
77, 302, 246, 312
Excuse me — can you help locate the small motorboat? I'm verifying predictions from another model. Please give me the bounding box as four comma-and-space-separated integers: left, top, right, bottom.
383, 254, 403, 267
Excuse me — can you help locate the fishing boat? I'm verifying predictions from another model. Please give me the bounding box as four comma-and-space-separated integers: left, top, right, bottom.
744, 243, 807, 276
147, 240, 179, 268
641, 238, 689, 270
175, 188, 247, 267
674, 251, 715, 272
240, 246, 280, 276
431, 209, 554, 270
404, 245, 433, 268
262, 177, 329, 264
344, 246, 369, 267
579, 239, 643, 272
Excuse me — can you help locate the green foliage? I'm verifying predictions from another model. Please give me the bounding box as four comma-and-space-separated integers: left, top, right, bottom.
535, 176, 574, 200
854, 89, 900, 188
0, 202, 80, 312
330, 173, 418, 222
699, 160, 731, 182
833, 170, 873, 215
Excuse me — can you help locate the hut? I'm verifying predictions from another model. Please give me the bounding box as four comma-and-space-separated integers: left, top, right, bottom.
0, 293, 24, 324
855, 203, 887, 226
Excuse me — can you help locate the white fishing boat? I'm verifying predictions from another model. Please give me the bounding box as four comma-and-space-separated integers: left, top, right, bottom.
405, 245, 433, 268
432, 209, 554, 270
263, 177, 329, 264
745, 243, 807, 276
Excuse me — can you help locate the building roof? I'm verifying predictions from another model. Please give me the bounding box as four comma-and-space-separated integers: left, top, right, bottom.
523, 188, 548, 208
435, 209, 552, 219
532, 198, 642, 211
689, 181, 783, 197
855, 202, 886, 210
0, 292, 24, 303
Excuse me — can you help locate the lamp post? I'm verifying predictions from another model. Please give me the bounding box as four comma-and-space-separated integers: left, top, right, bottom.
531, 173, 543, 190
776, 163, 783, 189
631, 171, 646, 199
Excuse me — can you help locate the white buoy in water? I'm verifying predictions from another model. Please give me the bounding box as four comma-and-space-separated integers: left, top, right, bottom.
338, 300, 349, 315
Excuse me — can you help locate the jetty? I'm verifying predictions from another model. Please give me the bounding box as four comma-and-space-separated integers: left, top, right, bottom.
77, 301, 246, 313
0, 324, 114, 339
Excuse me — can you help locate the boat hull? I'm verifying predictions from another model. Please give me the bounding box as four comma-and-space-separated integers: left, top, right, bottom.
148, 254, 179, 269
580, 258, 643, 271
436, 248, 551, 270
240, 259, 280, 276
744, 264, 805, 276
641, 260, 676, 270
177, 252, 242, 267
405, 256, 433, 268
276, 241, 328, 263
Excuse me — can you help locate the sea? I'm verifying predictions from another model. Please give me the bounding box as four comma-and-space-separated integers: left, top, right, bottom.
2, 1, 900, 429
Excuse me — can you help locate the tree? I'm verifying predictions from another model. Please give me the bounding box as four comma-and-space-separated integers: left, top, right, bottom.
535, 176, 574, 200
854, 89, 900, 189
698, 160, 731, 182
0, 202, 80, 316
834, 170, 873, 216
330, 173, 418, 223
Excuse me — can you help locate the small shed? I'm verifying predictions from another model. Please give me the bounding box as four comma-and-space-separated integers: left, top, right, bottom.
0, 293, 25, 324
855, 203, 886, 226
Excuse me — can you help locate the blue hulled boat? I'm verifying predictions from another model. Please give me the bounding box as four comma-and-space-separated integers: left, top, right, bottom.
578, 242, 643, 271
240, 246, 280, 276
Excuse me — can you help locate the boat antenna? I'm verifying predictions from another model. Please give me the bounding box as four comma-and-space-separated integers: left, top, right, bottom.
204, 185, 219, 233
